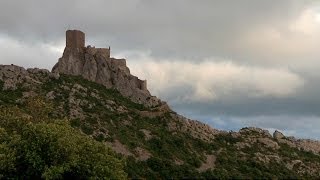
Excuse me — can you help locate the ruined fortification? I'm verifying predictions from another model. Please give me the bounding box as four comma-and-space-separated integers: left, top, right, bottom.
66, 30, 85, 49
52, 30, 162, 107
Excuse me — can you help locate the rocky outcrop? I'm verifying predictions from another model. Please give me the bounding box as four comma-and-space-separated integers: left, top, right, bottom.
0, 65, 59, 90
271, 130, 320, 154
106, 140, 133, 156
52, 30, 164, 108
295, 139, 320, 154
168, 113, 221, 141
273, 130, 285, 139
235, 128, 280, 151
239, 127, 272, 138
277, 137, 320, 154
134, 147, 151, 161
197, 154, 216, 172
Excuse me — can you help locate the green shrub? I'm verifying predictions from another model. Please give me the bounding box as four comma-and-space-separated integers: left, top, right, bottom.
0, 104, 126, 179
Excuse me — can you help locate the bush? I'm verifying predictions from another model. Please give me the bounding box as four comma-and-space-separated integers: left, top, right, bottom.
0, 105, 126, 179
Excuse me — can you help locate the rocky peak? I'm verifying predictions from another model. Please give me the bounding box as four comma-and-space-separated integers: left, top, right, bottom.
239, 127, 272, 138
52, 30, 166, 108
273, 130, 285, 139
0, 65, 59, 90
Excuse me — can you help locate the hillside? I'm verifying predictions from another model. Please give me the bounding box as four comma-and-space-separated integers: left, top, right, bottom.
1, 65, 320, 178
1, 30, 320, 179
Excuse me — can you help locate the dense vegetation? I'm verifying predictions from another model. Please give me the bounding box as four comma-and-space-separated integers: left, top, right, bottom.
1, 74, 320, 179
0, 98, 126, 179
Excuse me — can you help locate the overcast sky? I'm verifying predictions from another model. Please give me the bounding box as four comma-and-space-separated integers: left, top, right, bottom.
1, 0, 320, 139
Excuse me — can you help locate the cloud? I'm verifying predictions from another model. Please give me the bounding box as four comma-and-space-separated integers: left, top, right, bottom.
124, 52, 304, 103
238, 7, 320, 62
0, 0, 314, 60
0, 34, 62, 69
290, 8, 320, 35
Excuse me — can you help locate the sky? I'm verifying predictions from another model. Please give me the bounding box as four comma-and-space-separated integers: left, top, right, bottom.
0, 0, 320, 139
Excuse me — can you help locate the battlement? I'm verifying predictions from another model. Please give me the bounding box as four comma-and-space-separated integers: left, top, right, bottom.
66, 30, 85, 49
96, 48, 110, 58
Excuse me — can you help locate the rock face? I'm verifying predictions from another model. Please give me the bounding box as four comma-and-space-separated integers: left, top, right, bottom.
52, 30, 163, 107
0, 65, 59, 90
168, 113, 221, 141
273, 130, 285, 139
239, 127, 272, 138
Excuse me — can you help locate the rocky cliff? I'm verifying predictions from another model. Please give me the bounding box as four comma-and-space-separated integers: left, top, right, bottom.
52, 30, 164, 108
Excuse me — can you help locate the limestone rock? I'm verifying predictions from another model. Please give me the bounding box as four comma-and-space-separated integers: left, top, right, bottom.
239, 127, 272, 138
278, 138, 297, 148
296, 139, 320, 154
197, 154, 216, 172
286, 160, 303, 170
46, 91, 55, 100
254, 152, 280, 164
0, 65, 28, 90
140, 129, 152, 141
0, 65, 59, 90
52, 30, 164, 108
169, 113, 221, 141
134, 147, 151, 161
273, 130, 285, 139
257, 137, 280, 150
106, 140, 133, 156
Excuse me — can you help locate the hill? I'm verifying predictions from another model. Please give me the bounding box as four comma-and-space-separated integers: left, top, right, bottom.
0, 30, 320, 179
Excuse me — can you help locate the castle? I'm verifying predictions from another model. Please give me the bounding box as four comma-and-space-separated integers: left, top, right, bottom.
66, 30, 111, 59
62, 29, 147, 91
52, 30, 156, 106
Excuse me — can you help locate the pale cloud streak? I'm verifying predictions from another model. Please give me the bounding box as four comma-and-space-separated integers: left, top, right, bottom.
0, 34, 62, 69
125, 52, 304, 103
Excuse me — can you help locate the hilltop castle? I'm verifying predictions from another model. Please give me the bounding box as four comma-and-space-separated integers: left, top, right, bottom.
52, 30, 159, 107
65, 30, 111, 59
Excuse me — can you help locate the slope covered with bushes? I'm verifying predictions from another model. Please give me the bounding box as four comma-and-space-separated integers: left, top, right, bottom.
0, 68, 320, 179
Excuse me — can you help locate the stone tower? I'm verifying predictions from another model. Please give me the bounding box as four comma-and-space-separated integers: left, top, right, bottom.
66, 30, 85, 49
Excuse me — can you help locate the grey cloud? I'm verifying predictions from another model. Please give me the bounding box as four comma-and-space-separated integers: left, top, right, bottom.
125, 53, 320, 139
0, 0, 313, 58
173, 96, 320, 117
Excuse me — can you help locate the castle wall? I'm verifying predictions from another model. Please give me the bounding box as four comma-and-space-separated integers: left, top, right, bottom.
66, 30, 85, 49
110, 58, 126, 67
96, 48, 110, 58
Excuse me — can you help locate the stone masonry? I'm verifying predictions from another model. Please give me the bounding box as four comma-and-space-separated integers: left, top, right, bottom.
66, 30, 85, 49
